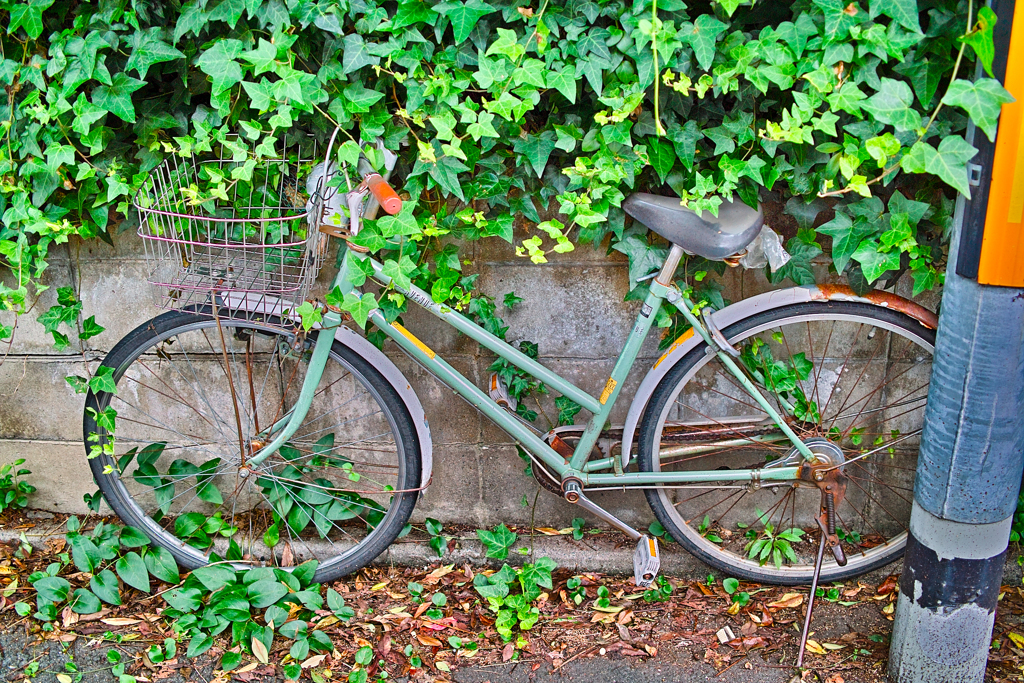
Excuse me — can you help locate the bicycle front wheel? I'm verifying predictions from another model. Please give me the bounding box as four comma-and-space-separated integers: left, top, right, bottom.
84, 308, 421, 583
638, 301, 934, 585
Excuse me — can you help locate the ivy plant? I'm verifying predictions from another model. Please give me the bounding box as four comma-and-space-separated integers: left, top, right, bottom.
0, 0, 1011, 421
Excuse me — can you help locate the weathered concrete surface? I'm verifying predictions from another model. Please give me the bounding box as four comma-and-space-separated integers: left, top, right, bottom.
0, 229, 937, 533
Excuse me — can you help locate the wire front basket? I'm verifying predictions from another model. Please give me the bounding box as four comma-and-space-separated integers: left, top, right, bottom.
136, 135, 329, 322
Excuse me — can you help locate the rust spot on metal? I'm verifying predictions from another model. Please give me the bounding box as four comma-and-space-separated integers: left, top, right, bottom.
812, 284, 938, 330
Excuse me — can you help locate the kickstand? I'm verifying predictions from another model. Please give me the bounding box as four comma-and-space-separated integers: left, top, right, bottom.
796, 517, 832, 669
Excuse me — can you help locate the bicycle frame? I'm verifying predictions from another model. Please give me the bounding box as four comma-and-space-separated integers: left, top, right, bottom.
246, 243, 815, 489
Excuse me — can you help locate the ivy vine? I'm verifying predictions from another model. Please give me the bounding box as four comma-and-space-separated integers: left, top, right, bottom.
0, 0, 1011, 389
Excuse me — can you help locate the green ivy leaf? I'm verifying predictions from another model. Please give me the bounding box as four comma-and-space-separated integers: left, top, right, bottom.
770, 235, 822, 285
341, 33, 380, 75
241, 38, 279, 75
852, 240, 901, 282
477, 523, 518, 559
486, 27, 524, 61
612, 233, 668, 290
125, 28, 186, 80
342, 82, 385, 113
817, 211, 872, 273
207, 0, 246, 28
941, 78, 1015, 143
195, 39, 244, 95
381, 255, 417, 290
813, 0, 862, 45
861, 78, 920, 132
78, 316, 105, 341
377, 203, 420, 237
8, 0, 55, 40
513, 131, 557, 178
679, 15, 727, 71
646, 137, 676, 183
959, 6, 997, 78
868, 0, 920, 33
825, 82, 867, 117
434, 0, 496, 44
341, 292, 377, 328
545, 66, 577, 104
173, 2, 208, 42
91, 73, 146, 123
900, 136, 977, 197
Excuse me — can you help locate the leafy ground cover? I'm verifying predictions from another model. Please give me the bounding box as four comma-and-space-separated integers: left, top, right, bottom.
3, 510, 1024, 682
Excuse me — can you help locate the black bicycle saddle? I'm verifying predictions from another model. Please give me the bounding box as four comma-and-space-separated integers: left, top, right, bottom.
622, 193, 763, 260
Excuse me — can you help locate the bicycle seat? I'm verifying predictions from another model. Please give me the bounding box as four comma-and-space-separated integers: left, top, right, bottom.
622, 193, 763, 260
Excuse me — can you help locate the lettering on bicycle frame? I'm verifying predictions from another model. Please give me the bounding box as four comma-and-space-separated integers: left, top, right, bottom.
403, 286, 433, 310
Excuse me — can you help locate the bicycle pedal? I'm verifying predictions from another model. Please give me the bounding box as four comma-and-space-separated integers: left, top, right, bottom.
633, 535, 660, 588
488, 372, 518, 411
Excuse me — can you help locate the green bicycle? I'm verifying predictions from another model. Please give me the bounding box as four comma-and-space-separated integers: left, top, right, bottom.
84, 131, 936, 587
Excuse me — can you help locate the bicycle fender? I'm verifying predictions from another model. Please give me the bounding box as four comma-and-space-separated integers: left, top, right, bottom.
333, 324, 434, 490
618, 285, 937, 470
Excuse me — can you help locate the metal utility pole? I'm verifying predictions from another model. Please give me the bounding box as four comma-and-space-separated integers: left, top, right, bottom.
889, 1, 1024, 681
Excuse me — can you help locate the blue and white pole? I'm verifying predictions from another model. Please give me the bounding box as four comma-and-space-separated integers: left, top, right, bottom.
889, 2, 1024, 679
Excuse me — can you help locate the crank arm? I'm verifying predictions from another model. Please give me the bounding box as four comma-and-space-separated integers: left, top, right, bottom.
562, 480, 642, 541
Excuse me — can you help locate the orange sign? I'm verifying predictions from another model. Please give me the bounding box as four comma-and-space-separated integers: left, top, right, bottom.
978, 2, 1024, 286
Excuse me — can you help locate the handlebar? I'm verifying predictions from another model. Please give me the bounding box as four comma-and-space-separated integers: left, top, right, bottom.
357, 155, 402, 215
365, 174, 402, 215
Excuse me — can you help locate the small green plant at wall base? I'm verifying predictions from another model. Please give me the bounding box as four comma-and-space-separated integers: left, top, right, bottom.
566, 576, 587, 605
643, 576, 674, 603
0, 459, 35, 513
477, 523, 518, 560
425, 518, 449, 558
473, 558, 557, 641
723, 577, 751, 607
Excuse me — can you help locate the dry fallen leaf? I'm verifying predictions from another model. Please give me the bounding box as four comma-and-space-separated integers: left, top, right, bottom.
423, 565, 454, 584
417, 633, 443, 647
882, 602, 895, 615
57, 675, 73, 683
502, 642, 515, 661
876, 575, 898, 595
727, 601, 741, 615
1008, 632, 1024, 649
102, 618, 143, 626
768, 593, 804, 609
804, 639, 826, 655
301, 654, 327, 669
251, 637, 269, 664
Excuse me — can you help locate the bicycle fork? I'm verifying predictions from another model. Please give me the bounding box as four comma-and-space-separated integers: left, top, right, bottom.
240, 314, 341, 470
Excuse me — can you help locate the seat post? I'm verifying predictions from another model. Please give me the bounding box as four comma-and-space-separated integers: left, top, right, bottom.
655, 244, 686, 286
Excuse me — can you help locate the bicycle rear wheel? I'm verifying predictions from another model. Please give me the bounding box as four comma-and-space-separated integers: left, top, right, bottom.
638, 301, 934, 585
84, 308, 421, 583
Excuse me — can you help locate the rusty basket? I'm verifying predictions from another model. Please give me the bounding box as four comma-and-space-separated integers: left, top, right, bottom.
135, 134, 337, 320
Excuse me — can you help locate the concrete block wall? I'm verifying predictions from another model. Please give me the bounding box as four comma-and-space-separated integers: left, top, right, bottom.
0, 228, 937, 529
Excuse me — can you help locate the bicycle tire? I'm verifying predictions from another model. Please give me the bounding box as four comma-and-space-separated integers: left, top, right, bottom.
84, 308, 421, 583
638, 301, 935, 585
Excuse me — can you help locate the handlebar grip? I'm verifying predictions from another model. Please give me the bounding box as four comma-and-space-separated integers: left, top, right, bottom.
365, 174, 402, 215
